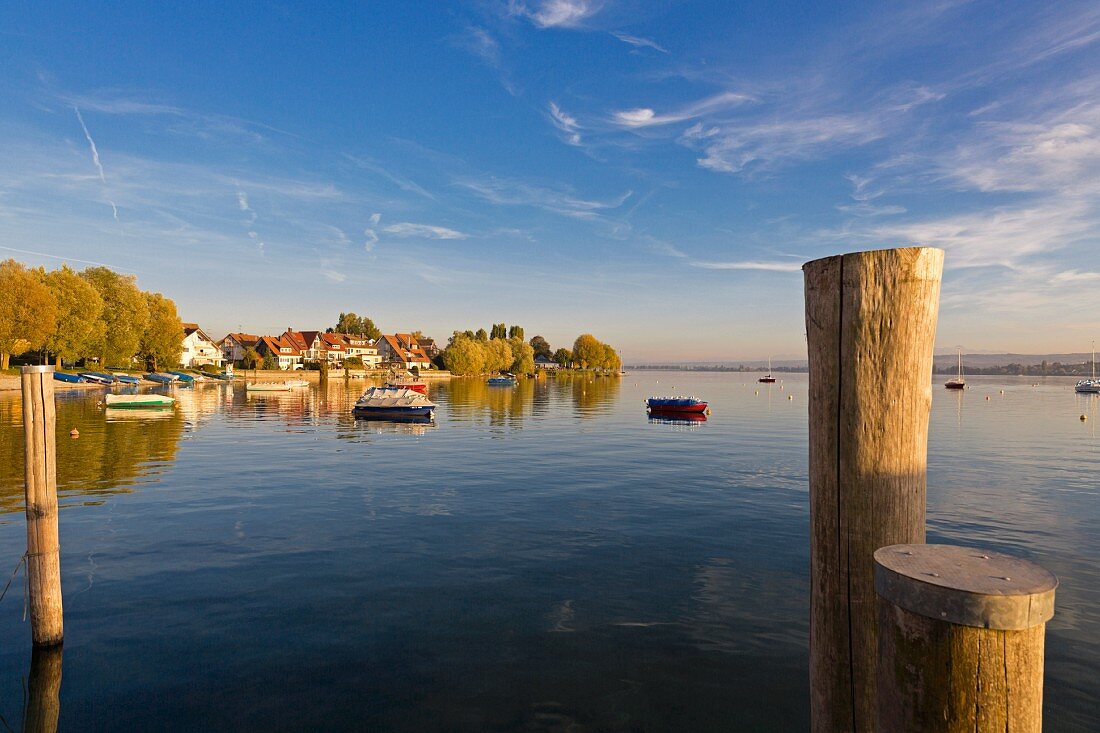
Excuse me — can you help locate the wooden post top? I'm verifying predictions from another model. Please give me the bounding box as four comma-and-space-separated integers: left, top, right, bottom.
21, 365, 55, 374
874, 544, 1057, 630
803, 246, 945, 272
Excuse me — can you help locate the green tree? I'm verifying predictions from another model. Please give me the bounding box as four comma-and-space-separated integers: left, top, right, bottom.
442, 333, 487, 375
41, 265, 104, 367
140, 292, 183, 371
335, 312, 381, 340
475, 328, 489, 342
600, 343, 621, 372
490, 323, 507, 340
261, 353, 276, 370
0, 260, 58, 369
80, 267, 148, 366
553, 348, 572, 367
529, 335, 552, 359
509, 338, 534, 374
508, 325, 524, 341
241, 347, 262, 369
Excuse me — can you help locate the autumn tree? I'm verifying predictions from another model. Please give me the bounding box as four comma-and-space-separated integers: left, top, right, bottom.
487, 338, 513, 372
0, 260, 58, 369
553, 348, 572, 367
41, 265, 104, 367
81, 267, 148, 366
529, 335, 552, 359
242, 347, 262, 369
140, 292, 183, 371
442, 333, 487, 376
509, 338, 534, 374
571, 334, 603, 369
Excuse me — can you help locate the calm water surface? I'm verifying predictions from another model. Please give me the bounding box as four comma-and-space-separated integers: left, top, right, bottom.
0, 373, 1097, 731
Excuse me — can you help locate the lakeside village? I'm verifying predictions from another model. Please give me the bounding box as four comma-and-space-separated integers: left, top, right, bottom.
0, 259, 622, 383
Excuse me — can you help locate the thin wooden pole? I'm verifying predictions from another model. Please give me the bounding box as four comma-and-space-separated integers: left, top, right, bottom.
803, 247, 944, 731
24, 645, 63, 733
21, 365, 64, 647
875, 544, 1056, 731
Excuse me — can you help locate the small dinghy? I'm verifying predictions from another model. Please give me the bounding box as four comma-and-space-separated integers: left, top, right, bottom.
166, 370, 199, 384
487, 373, 517, 386
353, 387, 437, 419
112, 373, 142, 385
645, 396, 708, 415
246, 381, 292, 392
104, 393, 176, 408
79, 371, 118, 384
53, 372, 86, 384
144, 373, 179, 384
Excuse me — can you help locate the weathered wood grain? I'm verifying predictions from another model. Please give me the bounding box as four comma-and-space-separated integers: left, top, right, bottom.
803, 247, 944, 732
21, 365, 64, 647
875, 544, 1052, 731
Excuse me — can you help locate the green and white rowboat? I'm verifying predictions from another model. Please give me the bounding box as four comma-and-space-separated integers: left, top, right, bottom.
103, 393, 176, 408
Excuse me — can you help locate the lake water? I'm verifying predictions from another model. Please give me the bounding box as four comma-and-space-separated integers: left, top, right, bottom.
0, 373, 1097, 731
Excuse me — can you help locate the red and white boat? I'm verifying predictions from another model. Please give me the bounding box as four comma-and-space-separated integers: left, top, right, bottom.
645, 396, 708, 414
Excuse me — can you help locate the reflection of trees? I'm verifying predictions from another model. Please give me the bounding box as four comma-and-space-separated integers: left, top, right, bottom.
1, 394, 184, 517
442, 378, 536, 427
564, 373, 621, 416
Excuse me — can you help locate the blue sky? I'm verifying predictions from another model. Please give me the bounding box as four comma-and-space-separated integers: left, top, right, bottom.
1, 1, 1098, 362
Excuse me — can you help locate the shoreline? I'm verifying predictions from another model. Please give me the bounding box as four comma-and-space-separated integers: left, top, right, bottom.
0, 368, 454, 391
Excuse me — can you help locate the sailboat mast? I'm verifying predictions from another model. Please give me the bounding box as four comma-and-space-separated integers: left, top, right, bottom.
958, 348, 962, 379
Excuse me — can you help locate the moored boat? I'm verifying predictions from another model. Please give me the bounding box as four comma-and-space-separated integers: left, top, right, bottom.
104, 393, 176, 408
284, 379, 309, 388
246, 381, 293, 392
112, 373, 142, 385
167, 370, 198, 384
1076, 342, 1099, 394
945, 348, 965, 390
487, 373, 517, 386
645, 396, 708, 414
53, 372, 86, 384
353, 386, 437, 419
385, 378, 427, 393
144, 373, 179, 384
79, 371, 118, 384
758, 357, 777, 383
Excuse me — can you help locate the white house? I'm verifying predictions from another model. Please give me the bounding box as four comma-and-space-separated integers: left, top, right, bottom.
181, 324, 225, 368
344, 335, 381, 369
257, 335, 303, 370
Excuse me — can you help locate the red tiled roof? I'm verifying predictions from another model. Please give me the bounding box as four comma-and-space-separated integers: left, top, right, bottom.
222, 333, 260, 346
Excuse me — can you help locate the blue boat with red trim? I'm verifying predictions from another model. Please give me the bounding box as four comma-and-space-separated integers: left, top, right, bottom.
645, 396, 708, 414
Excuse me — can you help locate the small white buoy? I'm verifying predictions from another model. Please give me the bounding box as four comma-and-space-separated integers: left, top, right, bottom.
985, 396, 990, 400
1000, 390, 1004, 394
1082, 414, 1088, 422
788, 395, 793, 400
69, 428, 79, 438
755, 390, 759, 395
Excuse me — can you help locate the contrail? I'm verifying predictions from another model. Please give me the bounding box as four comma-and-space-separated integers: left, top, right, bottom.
74, 106, 120, 222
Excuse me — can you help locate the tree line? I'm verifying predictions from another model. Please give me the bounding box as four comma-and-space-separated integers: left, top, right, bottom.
0, 259, 183, 371
441, 325, 620, 376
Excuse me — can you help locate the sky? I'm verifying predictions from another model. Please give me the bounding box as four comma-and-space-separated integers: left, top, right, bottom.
1, 1, 1098, 363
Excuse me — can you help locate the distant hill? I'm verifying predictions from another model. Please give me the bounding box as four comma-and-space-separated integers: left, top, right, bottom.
628, 352, 1098, 375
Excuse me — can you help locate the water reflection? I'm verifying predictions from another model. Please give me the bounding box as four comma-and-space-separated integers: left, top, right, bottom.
0, 393, 185, 519
24, 645, 62, 733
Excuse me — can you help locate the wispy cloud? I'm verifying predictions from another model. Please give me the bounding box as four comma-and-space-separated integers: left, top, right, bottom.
364, 213, 381, 252
690, 260, 803, 272
610, 31, 667, 53
73, 106, 119, 222
457, 175, 631, 219
381, 222, 469, 239
548, 101, 582, 145
514, 0, 601, 29
236, 187, 257, 224
612, 91, 753, 129
345, 154, 434, 199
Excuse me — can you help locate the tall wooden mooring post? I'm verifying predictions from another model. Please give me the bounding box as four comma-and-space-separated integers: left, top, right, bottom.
803, 247, 943, 731
21, 364, 64, 647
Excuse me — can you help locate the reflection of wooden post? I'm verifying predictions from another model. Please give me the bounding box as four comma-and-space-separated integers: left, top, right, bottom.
25, 645, 63, 733
875, 544, 1056, 731
803, 247, 944, 731
21, 365, 64, 647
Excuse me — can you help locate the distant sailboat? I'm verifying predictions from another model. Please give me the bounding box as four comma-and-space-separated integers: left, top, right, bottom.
945, 348, 965, 390
1076, 341, 1100, 394
758, 357, 776, 383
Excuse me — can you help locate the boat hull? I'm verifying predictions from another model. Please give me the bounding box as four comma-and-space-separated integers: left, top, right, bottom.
80, 372, 118, 384
385, 381, 427, 393
758, 377, 777, 383
53, 372, 85, 384
112, 374, 142, 385
104, 394, 175, 408
1076, 382, 1100, 394
144, 373, 178, 384
944, 380, 965, 390
352, 406, 435, 419
645, 399, 708, 414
